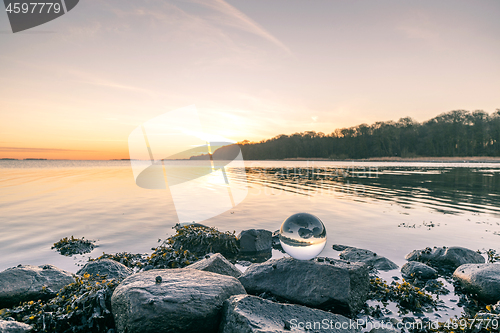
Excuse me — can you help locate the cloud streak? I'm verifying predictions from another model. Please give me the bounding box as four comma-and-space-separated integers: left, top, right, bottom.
67, 69, 159, 96
188, 0, 292, 55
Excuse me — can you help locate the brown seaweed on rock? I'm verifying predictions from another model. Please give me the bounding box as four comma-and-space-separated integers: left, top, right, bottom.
0, 274, 118, 333
51, 236, 96, 256
167, 224, 239, 258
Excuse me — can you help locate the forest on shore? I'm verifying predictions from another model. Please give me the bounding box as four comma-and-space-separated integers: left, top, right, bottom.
212, 109, 500, 160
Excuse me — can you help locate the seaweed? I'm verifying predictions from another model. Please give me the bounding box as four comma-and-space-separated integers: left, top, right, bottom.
145, 245, 198, 269
369, 277, 438, 314
166, 224, 239, 257
89, 228, 201, 271
91, 252, 145, 270
73, 225, 239, 272
0, 274, 118, 333
484, 249, 500, 263
52, 236, 96, 256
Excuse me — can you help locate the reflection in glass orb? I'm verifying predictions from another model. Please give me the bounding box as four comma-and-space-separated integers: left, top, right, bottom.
279, 213, 327, 260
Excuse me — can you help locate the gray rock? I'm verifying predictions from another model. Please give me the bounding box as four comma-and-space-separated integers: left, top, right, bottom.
237, 229, 272, 253
238, 257, 369, 315
220, 294, 359, 333
111, 268, 246, 333
401, 261, 438, 280
405, 246, 484, 271
0, 320, 32, 333
0, 265, 75, 308
332, 244, 351, 251
453, 263, 500, 303
76, 259, 133, 280
271, 229, 286, 254
189, 253, 241, 278
339, 247, 398, 271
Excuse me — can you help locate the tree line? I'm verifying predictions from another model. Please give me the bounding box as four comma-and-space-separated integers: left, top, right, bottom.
232, 109, 500, 160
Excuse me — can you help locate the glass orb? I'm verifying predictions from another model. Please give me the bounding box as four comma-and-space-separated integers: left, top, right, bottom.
279, 213, 327, 260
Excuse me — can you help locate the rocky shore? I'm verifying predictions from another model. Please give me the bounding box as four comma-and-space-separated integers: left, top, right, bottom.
1, 225, 499, 333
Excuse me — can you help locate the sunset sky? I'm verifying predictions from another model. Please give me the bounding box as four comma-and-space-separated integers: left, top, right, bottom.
0, 0, 499, 160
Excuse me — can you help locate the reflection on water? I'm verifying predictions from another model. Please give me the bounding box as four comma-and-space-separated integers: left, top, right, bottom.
1, 160, 500, 274
245, 165, 500, 216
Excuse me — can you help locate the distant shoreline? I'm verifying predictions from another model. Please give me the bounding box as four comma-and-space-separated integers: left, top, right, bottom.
279, 156, 500, 163
2, 156, 500, 163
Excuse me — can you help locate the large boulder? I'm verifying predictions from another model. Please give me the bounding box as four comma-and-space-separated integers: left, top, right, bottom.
188, 253, 241, 278
339, 247, 398, 271
453, 263, 500, 303
219, 294, 359, 333
0, 265, 75, 308
238, 257, 369, 315
237, 229, 272, 253
76, 259, 133, 280
401, 261, 438, 280
0, 320, 32, 332
405, 246, 484, 272
111, 268, 246, 333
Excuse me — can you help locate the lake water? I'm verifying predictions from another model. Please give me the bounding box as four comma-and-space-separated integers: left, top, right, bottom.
1, 160, 500, 276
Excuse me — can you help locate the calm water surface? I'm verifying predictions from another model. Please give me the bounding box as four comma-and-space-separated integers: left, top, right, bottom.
1, 160, 500, 275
